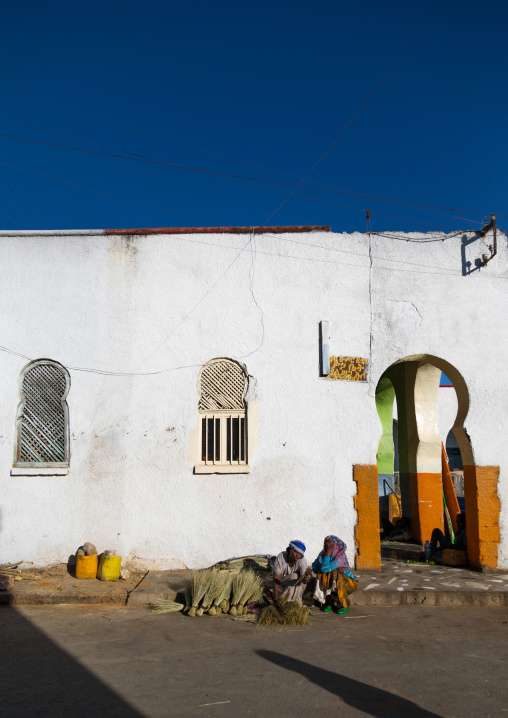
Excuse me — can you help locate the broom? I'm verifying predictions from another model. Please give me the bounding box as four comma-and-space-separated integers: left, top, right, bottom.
199, 571, 223, 615
188, 570, 213, 617
241, 577, 264, 613
151, 600, 185, 614
237, 570, 263, 614
208, 572, 233, 615
229, 569, 255, 615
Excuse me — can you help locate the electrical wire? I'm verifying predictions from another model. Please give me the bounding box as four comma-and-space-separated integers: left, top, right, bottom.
0, 113, 485, 227
0, 175, 23, 228
0, 162, 497, 276
0, 168, 37, 228
0, 115, 160, 161
370, 230, 467, 243
0, 84, 326, 182
262, 0, 446, 225
165, 1, 451, 363
0, 161, 213, 224
0, 171, 495, 274
133, 233, 255, 372
0, 200, 17, 229
0, 156, 479, 233
0, 131, 501, 221
0, 3, 502, 375
0, 226, 506, 377
261, 230, 477, 270
0, 181, 24, 228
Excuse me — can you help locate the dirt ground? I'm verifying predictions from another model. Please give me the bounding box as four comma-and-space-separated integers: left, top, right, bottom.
2, 604, 507, 717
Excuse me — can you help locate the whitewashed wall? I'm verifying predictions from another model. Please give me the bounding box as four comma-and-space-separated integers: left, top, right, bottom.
0, 227, 506, 569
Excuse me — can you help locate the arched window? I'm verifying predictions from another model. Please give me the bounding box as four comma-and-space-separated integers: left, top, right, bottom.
196, 358, 248, 473
13, 359, 70, 472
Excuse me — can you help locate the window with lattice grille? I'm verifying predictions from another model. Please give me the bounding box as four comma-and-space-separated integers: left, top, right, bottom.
13, 360, 70, 469
196, 359, 249, 473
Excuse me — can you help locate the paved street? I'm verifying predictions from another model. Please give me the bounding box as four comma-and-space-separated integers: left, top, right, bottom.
2, 604, 507, 717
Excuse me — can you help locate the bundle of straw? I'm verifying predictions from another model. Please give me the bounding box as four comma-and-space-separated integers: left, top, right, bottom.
257, 596, 310, 626
241, 579, 264, 614
151, 600, 185, 614
208, 573, 233, 615
229, 569, 258, 615
188, 569, 214, 617
199, 571, 224, 615
237, 571, 263, 614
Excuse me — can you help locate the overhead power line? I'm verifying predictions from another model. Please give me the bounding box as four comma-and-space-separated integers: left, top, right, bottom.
0, 132, 500, 219
0, 158, 480, 234
0, 247, 505, 377
0, 201, 17, 229
0, 161, 213, 224
0, 114, 484, 227
0, 168, 37, 228
0, 84, 316, 182
262, 0, 446, 225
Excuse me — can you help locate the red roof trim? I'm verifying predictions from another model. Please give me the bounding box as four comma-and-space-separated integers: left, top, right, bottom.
104, 225, 331, 235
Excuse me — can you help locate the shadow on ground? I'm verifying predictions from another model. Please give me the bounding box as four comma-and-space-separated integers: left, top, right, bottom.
1, 603, 144, 717
256, 649, 442, 718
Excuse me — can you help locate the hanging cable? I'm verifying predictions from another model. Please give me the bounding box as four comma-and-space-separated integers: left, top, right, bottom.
262, 0, 446, 225
0, 168, 37, 228
0, 134, 500, 219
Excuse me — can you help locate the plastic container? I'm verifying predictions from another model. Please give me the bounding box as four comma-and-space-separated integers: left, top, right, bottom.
75, 553, 98, 579
97, 555, 121, 581
424, 541, 431, 561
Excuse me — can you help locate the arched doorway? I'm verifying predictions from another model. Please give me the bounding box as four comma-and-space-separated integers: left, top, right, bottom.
374, 354, 500, 571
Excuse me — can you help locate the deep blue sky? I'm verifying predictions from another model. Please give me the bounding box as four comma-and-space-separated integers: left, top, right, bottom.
1, 1, 507, 232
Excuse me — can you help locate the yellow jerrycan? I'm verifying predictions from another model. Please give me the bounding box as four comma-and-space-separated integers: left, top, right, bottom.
75, 553, 98, 579
97, 554, 121, 581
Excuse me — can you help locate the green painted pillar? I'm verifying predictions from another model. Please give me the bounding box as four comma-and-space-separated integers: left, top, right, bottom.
376, 376, 396, 477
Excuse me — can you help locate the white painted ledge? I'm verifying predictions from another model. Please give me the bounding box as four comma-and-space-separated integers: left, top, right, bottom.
10, 468, 69, 476
194, 465, 250, 475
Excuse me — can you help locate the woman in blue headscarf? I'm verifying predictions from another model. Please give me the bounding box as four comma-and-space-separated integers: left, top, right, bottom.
312, 536, 358, 613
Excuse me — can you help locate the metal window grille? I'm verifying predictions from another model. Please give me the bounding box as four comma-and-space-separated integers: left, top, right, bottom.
15, 361, 70, 466
198, 360, 247, 466
201, 412, 246, 465
198, 360, 247, 411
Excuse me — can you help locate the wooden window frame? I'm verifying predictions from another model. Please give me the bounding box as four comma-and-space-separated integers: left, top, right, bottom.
195, 359, 250, 474
12, 358, 70, 472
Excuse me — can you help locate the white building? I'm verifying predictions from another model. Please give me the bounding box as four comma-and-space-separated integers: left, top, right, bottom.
0, 224, 505, 571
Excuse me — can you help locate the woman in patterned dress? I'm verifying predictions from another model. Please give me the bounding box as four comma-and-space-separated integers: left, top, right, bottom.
312, 536, 358, 614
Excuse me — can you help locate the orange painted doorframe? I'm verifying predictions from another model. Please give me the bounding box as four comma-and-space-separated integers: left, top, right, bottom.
463, 465, 500, 570
409, 472, 444, 544
353, 464, 381, 571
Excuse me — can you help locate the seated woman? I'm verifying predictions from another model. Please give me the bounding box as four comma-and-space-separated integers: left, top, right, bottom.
312, 536, 358, 614
265, 540, 311, 604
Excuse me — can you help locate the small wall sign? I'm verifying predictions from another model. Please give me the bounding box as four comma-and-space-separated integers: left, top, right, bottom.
329, 356, 368, 382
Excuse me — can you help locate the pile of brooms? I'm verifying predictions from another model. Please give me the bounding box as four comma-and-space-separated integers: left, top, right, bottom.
152, 567, 264, 617
152, 561, 311, 626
